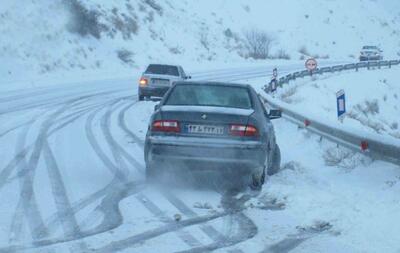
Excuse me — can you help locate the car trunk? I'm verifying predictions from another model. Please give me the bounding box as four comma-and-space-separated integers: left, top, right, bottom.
159, 105, 255, 138
143, 74, 176, 88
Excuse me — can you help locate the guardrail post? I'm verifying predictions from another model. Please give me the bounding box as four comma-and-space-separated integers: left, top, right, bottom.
378, 61, 381, 69
389, 61, 391, 69
355, 64, 358, 72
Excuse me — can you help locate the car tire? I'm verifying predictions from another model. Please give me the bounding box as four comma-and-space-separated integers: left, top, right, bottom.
250, 167, 265, 191
267, 145, 281, 176
139, 95, 144, 101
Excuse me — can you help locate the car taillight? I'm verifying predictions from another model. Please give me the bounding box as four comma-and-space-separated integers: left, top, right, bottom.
230, 124, 258, 136
152, 120, 180, 133
139, 78, 148, 87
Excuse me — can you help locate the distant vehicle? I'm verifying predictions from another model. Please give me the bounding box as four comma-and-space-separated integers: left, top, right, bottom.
144, 81, 281, 190
359, 46, 383, 61
138, 64, 191, 101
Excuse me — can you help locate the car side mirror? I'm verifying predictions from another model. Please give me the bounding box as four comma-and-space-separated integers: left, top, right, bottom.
268, 109, 282, 120
154, 104, 160, 111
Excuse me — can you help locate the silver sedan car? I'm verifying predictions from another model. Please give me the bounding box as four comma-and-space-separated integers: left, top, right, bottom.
138, 64, 191, 101
144, 81, 281, 189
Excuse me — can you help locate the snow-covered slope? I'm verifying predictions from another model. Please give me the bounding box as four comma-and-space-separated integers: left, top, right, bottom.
269, 68, 400, 141
1, 0, 400, 85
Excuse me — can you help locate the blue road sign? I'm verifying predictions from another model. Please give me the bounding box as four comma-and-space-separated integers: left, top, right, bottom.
336, 89, 346, 120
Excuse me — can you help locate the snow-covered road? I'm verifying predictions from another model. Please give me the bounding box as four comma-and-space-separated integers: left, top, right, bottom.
1, 62, 399, 253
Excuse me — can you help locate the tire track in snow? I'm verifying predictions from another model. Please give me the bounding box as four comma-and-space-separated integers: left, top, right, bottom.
41, 140, 89, 252
117, 101, 145, 148
102, 99, 204, 248
173, 192, 258, 253
0, 95, 141, 252
0, 96, 115, 192
6, 95, 109, 251
163, 192, 227, 242
137, 193, 202, 248
92, 210, 231, 253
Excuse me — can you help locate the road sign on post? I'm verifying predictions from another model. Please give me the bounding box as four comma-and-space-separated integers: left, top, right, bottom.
272, 68, 278, 78
336, 89, 346, 122
305, 58, 318, 75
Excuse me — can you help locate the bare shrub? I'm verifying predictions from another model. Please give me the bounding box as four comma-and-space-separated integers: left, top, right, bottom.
200, 31, 210, 51
347, 108, 385, 133
169, 47, 182, 54
111, 13, 138, 39
117, 49, 134, 65
143, 0, 163, 15
243, 29, 275, 59
355, 100, 380, 116
224, 28, 234, 38
298, 46, 310, 56
323, 147, 370, 170
279, 86, 298, 103
65, 0, 105, 39
274, 49, 291, 60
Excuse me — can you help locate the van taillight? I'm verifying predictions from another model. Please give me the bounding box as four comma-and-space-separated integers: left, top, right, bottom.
152, 120, 180, 133
230, 124, 258, 136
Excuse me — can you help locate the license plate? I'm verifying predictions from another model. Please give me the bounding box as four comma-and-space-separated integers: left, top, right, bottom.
186, 124, 224, 135
152, 79, 169, 85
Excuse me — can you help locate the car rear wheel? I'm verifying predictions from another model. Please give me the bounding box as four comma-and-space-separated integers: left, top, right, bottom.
267, 145, 281, 176
250, 167, 265, 191
139, 95, 145, 101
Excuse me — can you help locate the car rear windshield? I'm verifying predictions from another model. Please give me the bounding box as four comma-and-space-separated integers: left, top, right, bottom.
145, 65, 179, 76
165, 84, 252, 109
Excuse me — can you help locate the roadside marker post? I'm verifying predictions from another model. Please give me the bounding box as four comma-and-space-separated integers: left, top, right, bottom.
336, 89, 346, 123
361, 141, 369, 151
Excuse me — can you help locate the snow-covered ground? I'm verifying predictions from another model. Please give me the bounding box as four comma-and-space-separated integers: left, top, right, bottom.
0, 65, 399, 253
1, 1, 400, 252
268, 67, 400, 141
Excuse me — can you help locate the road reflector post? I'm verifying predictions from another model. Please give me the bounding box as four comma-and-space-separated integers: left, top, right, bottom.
304, 119, 311, 127
361, 141, 369, 151
336, 90, 346, 122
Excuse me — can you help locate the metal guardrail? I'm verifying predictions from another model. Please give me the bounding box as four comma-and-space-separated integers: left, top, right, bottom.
262, 59, 400, 166
277, 59, 400, 87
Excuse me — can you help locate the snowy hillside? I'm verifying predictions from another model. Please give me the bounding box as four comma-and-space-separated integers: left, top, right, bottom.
1, 0, 400, 85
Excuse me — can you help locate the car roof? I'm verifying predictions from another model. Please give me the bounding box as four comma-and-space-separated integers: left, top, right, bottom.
147, 63, 180, 68
173, 81, 251, 89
